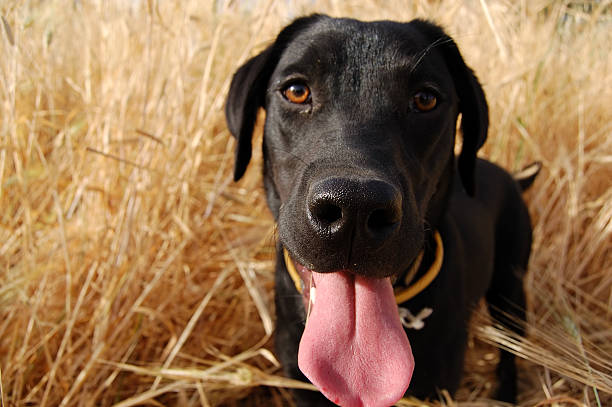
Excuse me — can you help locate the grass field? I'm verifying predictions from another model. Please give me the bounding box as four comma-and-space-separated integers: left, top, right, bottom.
0, 0, 610, 406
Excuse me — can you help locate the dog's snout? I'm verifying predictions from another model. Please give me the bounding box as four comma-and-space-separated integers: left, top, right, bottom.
307, 177, 402, 248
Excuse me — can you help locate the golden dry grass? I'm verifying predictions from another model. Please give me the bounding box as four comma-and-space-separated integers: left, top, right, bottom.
0, 0, 610, 406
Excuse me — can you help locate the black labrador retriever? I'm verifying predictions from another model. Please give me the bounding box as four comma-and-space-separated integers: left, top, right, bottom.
225, 15, 539, 407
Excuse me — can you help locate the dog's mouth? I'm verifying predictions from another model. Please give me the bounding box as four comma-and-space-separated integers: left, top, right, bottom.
283, 250, 414, 407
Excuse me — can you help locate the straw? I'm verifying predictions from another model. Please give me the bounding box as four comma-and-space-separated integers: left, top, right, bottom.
0, 1, 610, 406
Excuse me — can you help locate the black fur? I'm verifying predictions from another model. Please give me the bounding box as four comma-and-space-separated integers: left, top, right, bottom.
226, 15, 537, 405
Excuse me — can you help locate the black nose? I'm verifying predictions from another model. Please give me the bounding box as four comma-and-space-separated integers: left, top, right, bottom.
307, 177, 402, 246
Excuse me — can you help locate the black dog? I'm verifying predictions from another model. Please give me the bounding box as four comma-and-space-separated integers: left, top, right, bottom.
226, 15, 538, 407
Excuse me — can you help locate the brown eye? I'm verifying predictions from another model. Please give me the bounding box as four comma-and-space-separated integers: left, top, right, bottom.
413, 91, 437, 112
283, 83, 310, 104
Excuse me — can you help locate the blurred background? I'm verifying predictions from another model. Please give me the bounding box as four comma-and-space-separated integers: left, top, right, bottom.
0, 1, 610, 405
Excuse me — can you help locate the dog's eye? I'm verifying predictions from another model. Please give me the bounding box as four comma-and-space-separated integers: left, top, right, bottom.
413, 91, 437, 112
283, 83, 311, 104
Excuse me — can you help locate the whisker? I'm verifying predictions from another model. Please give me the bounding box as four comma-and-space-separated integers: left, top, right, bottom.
410, 37, 454, 74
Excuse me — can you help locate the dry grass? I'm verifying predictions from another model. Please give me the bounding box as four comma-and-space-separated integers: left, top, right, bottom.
0, 0, 610, 406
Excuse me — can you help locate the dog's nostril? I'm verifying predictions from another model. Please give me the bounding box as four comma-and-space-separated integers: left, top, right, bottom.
312, 201, 343, 225
367, 208, 399, 232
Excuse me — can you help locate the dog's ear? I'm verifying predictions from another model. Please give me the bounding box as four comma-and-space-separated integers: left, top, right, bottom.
225, 14, 326, 181
450, 42, 489, 197
411, 20, 489, 196
225, 47, 274, 181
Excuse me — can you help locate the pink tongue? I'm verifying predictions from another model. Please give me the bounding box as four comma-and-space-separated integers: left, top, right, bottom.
298, 271, 414, 407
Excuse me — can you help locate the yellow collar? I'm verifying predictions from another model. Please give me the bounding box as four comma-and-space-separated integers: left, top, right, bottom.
282, 231, 444, 304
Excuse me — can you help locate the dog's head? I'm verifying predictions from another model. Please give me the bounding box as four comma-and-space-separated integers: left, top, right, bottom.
226, 15, 487, 277
225, 15, 488, 406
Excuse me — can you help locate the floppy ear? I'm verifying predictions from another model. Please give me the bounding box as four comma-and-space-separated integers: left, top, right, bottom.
448, 43, 489, 196
411, 20, 489, 196
225, 47, 274, 181
225, 14, 326, 181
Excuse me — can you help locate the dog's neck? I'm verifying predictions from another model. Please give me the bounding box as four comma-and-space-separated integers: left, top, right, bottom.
392, 153, 455, 296
393, 230, 443, 304
394, 228, 440, 290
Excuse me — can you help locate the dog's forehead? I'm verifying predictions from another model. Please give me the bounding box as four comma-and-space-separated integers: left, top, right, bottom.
276, 18, 448, 79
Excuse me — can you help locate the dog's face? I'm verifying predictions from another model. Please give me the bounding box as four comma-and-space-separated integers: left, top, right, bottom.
266, 19, 462, 278
226, 15, 488, 280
